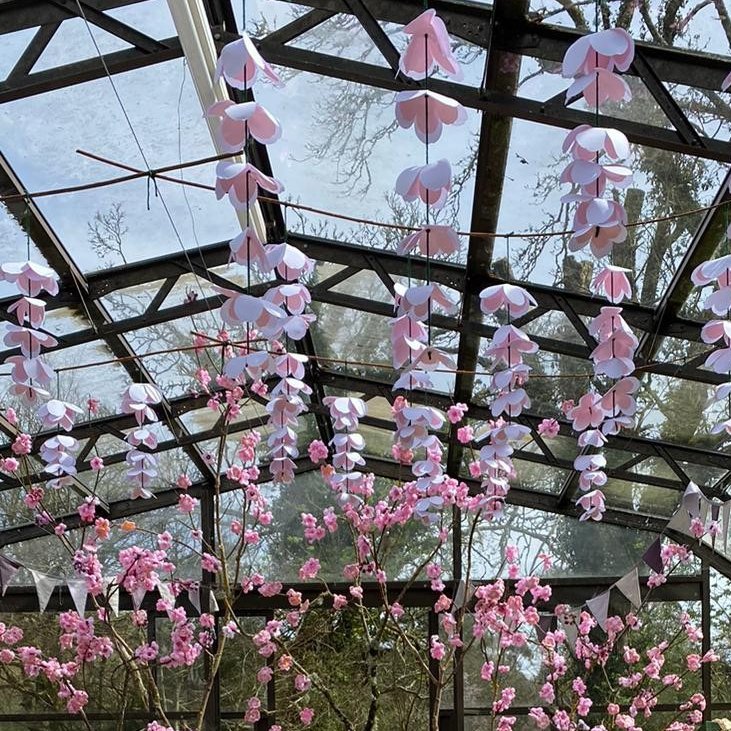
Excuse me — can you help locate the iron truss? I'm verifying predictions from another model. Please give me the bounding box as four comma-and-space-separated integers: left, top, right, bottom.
0, 1, 730, 558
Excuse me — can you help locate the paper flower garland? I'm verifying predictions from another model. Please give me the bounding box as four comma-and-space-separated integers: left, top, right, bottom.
388, 8, 468, 524
212, 32, 316, 485
477, 284, 538, 518
120, 384, 162, 499
1, 261, 59, 403
557, 28, 639, 522
321, 396, 369, 502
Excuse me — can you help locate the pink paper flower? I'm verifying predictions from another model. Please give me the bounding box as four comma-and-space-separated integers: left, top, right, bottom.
562, 28, 635, 78
484, 325, 539, 367
5, 355, 53, 387
537, 418, 560, 438
0, 261, 59, 297
447, 403, 467, 423
214, 34, 283, 89
323, 396, 367, 430
567, 195, 628, 258
394, 90, 466, 142
37, 399, 83, 431
395, 160, 452, 209
576, 489, 606, 521
3, 326, 57, 358
299, 707, 315, 726
567, 68, 631, 106
228, 227, 271, 270
399, 10, 462, 81
592, 265, 632, 303
218, 289, 287, 333
398, 225, 460, 257
560, 158, 632, 195
600, 376, 639, 416
121, 384, 162, 425
395, 283, 458, 319
215, 161, 284, 210
567, 392, 605, 431
265, 283, 312, 315
265, 243, 314, 280
206, 100, 281, 149
563, 125, 630, 161
479, 284, 536, 317
7, 296, 46, 328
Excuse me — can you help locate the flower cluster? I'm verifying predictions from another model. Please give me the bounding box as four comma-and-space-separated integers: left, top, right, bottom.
476, 284, 538, 519
120, 384, 162, 499
559, 29, 635, 258
0, 261, 59, 403
212, 33, 317, 485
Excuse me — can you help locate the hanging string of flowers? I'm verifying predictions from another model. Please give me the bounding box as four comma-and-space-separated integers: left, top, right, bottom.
558, 24, 639, 521
391, 7, 467, 525
211, 30, 316, 485
477, 284, 539, 519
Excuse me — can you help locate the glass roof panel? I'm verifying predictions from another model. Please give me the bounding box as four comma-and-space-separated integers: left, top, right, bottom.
494, 118, 726, 307
0, 58, 240, 271
254, 68, 480, 261
33, 18, 131, 73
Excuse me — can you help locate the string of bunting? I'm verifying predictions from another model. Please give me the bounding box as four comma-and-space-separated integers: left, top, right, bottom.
546, 482, 725, 642
0, 554, 219, 617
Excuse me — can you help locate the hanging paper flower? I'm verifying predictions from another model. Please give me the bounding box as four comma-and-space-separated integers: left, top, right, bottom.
398, 226, 460, 257
214, 34, 283, 89
561, 28, 635, 78
562, 125, 630, 161
228, 227, 272, 270
592, 266, 633, 303
394, 90, 466, 143
565, 195, 628, 258
37, 399, 83, 432
0, 261, 59, 297
207, 100, 282, 149
399, 10, 462, 81
215, 162, 284, 209
479, 284, 537, 317
395, 160, 452, 209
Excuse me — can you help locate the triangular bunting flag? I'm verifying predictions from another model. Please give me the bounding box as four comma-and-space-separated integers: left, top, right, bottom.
0, 555, 20, 596
723, 502, 731, 554
103, 577, 119, 617
187, 584, 201, 613
668, 508, 692, 535
615, 567, 641, 609
157, 581, 175, 606
586, 591, 610, 631
642, 539, 663, 574
700, 497, 710, 525
536, 614, 555, 640
209, 590, 219, 613
682, 482, 702, 518
711, 500, 721, 522
131, 586, 147, 610
30, 569, 57, 612
67, 578, 89, 616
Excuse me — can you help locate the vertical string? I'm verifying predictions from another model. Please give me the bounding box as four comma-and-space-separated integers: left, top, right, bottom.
23, 197, 31, 260
424, 32, 432, 347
